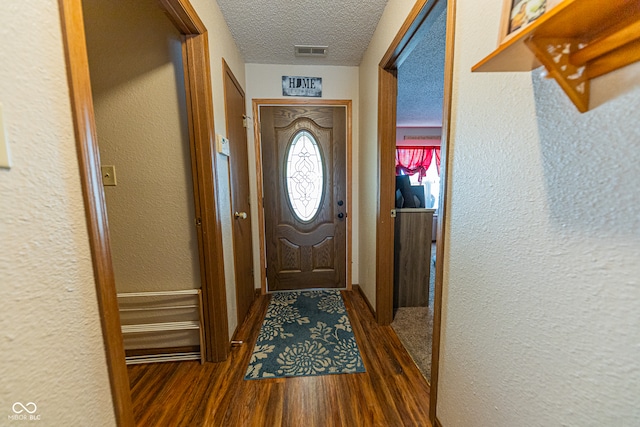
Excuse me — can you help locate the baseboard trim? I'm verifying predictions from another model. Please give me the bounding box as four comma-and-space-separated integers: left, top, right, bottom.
352, 285, 376, 317
125, 345, 199, 358
230, 289, 264, 345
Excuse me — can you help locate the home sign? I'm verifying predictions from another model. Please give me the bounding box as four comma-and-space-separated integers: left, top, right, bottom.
282, 76, 322, 97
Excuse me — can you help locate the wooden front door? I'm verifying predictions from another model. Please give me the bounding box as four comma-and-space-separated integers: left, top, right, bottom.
260, 106, 347, 290
223, 61, 254, 326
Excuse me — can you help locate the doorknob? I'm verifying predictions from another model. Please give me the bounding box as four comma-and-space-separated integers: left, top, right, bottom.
234, 211, 247, 219
337, 212, 345, 219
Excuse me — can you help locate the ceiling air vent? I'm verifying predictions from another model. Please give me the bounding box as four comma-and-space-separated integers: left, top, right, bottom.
294, 45, 328, 57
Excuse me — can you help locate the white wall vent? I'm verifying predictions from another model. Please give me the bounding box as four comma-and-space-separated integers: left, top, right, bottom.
403, 135, 441, 140
294, 45, 328, 57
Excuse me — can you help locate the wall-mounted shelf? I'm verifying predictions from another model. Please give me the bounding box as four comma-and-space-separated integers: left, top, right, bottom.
472, 0, 640, 112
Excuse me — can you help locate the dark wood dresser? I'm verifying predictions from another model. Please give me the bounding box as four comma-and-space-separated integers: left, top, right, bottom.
393, 208, 434, 308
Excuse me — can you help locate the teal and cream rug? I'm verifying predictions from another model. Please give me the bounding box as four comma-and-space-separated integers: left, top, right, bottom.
245, 290, 366, 379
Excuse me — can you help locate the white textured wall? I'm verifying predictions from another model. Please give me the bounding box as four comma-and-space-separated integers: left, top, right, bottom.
245, 63, 360, 286
358, 0, 419, 307
190, 0, 246, 338
0, 0, 115, 425
84, 0, 201, 294
437, 0, 640, 425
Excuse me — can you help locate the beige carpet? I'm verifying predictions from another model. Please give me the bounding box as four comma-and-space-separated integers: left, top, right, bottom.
391, 244, 436, 382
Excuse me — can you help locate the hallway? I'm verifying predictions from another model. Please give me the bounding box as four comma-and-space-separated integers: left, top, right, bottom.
127, 290, 431, 426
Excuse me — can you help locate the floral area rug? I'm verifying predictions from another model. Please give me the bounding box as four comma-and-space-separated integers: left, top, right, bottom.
244, 290, 366, 379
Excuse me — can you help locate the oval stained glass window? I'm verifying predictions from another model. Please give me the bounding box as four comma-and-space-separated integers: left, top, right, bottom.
285, 130, 324, 222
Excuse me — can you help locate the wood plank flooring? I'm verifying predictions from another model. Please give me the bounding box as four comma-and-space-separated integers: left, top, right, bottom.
127, 289, 431, 426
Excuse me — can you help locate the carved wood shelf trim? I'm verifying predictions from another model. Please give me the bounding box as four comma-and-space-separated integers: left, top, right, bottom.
472, 0, 640, 113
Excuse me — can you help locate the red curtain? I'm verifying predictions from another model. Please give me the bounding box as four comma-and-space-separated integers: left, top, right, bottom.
396, 147, 439, 181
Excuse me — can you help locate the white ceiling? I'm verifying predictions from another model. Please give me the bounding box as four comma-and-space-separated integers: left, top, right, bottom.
216, 0, 447, 126
397, 6, 447, 127
215, 0, 389, 66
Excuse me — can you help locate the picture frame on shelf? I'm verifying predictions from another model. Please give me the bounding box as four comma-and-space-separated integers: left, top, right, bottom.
499, 0, 550, 43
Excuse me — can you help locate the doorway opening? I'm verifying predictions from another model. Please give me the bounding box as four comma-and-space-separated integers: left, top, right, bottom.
83, 0, 206, 364
59, 0, 229, 423
390, 0, 447, 385
375, 0, 457, 424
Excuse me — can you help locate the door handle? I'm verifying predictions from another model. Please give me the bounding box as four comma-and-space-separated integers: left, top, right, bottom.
234, 211, 247, 220
337, 212, 345, 219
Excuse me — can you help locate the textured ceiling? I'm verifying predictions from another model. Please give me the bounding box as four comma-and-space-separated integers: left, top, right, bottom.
397, 7, 447, 127
216, 0, 446, 127
215, 0, 389, 66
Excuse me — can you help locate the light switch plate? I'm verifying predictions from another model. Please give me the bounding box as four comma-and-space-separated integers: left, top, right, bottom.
101, 165, 117, 186
216, 134, 230, 157
0, 104, 12, 169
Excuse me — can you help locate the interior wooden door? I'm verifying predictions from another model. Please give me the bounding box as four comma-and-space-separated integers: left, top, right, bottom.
223, 61, 255, 326
260, 106, 346, 291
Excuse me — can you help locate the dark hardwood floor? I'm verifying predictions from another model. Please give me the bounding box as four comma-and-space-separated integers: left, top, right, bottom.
128, 289, 432, 426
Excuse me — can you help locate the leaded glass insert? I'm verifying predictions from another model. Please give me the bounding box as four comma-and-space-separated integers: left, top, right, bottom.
285, 130, 324, 222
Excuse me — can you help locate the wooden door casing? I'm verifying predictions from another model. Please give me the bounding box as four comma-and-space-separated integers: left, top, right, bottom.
60, 0, 231, 423
261, 106, 346, 290
222, 60, 255, 328
376, 0, 455, 423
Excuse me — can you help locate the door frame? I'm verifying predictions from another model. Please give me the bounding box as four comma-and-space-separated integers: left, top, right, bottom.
252, 99, 353, 294
374, 0, 456, 425
58, 0, 229, 424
